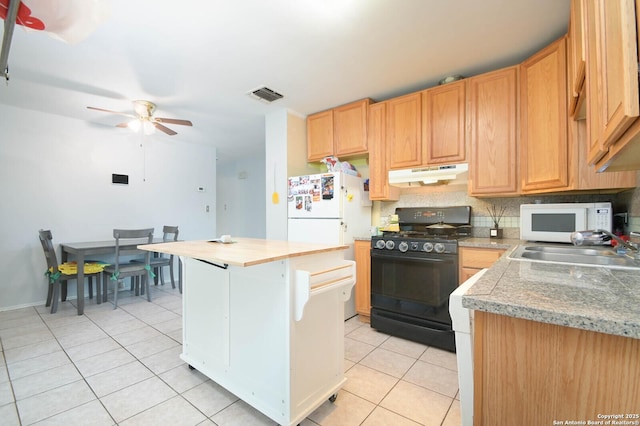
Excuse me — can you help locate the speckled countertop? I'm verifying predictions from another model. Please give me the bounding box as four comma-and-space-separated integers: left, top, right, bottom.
461, 241, 640, 340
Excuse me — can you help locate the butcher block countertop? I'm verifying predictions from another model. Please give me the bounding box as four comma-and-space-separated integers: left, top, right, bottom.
138, 238, 348, 267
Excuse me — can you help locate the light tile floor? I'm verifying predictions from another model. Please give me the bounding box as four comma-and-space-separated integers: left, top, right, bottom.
0, 285, 461, 425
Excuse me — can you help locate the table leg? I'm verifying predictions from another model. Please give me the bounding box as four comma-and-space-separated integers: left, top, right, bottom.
60, 248, 69, 301
154, 252, 159, 285
76, 253, 85, 315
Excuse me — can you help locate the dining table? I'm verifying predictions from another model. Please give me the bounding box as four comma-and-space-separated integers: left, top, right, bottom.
60, 237, 166, 315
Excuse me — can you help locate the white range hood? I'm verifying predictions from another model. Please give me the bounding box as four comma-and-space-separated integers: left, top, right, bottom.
388, 163, 469, 187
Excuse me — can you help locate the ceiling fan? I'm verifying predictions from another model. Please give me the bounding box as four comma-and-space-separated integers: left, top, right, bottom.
87, 100, 193, 136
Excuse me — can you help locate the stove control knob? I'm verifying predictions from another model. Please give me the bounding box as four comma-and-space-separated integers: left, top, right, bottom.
375, 240, 386, 250
385, 240, 395, 250
434, 243, 445, 253
423, 242, 434, 252
410, 242, 419, 251
398, 241, 409, 253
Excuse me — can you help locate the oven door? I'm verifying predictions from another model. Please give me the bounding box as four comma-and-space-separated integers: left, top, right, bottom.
370, 250, 458, 325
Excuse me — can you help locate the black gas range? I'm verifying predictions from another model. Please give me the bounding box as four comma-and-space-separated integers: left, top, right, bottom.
370, 206, 472, 352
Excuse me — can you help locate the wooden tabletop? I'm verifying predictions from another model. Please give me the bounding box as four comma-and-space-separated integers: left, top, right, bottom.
137, 238, 348, 267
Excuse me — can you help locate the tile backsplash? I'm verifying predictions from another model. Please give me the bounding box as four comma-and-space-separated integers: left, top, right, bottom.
373, 185, 640, 238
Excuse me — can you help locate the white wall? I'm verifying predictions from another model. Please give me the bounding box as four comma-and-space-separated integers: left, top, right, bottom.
0, 104, 217, 310
265, 110, 289, 241
216, 153, 266, 238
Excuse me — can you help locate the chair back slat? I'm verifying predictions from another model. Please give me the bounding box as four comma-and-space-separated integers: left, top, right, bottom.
162, 225, 179, 242
113, 228, 154, 272
38, 229, 59, 272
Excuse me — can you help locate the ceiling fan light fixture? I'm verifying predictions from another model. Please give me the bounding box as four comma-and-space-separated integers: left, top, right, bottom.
88, 100, 192, 136
127, 119, 141, 132
142, 121, 155, 135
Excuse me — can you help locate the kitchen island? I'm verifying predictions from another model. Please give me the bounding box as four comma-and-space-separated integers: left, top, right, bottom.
461, 244, 640, 425
138, 238, 355, 426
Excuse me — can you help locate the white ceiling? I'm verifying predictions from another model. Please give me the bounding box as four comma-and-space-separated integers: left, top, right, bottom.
1, 0, 570, 161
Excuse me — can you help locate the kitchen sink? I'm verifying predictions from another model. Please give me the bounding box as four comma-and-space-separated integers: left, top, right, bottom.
508, 244, 640, 269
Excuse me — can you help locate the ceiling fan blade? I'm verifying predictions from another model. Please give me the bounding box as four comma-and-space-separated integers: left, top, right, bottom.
153, 122, 177, 136
155, 117, 193, 126
87, 106, 136, 118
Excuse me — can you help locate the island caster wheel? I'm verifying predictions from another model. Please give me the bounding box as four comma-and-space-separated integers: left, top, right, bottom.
328, 393, 338, 403
188, 365, 195, 370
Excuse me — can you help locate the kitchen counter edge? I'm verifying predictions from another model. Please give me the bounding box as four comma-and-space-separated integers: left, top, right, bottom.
138, 238, 349, 267
460, 240, 640, 340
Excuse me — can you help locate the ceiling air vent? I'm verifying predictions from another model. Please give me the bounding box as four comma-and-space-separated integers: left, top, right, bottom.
248, 86, 284, 103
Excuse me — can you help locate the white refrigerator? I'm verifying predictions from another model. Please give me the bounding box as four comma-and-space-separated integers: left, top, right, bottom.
287, 172, 372, 319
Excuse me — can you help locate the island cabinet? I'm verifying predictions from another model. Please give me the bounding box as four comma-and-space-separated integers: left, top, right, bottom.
458, 247, 505, 284
520, 36, 570, 194
467, 66, 519, 196
422, 80, 466, 165
474, 311, 640, 425
387, 92, 422, 169
139, 239, 355, 426
354, 240, 371, 321
368, 101, 400, 201
307, 99, 371, 162
584, 0, 640, 171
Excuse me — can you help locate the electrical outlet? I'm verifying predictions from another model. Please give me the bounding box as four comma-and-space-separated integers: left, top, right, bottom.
205, 205, 210, 213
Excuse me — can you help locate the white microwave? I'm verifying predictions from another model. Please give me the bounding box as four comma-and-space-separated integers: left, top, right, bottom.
520, 202, 613, 244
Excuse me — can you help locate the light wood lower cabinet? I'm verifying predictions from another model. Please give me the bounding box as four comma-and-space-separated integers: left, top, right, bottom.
458, 247, 505, 284
474, 312, 640, 425
354, 240, 371, 322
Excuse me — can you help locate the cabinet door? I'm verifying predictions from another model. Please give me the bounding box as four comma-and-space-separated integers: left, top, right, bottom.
387, 92, 422, 169
468, 67, 519, 196
572, 118, 637, 189
354, 240, 371, 320
520, 37, 569, 193
459, 247, 505, 285
334, 99, 371, 158
586, 0, 640, 164
568, 0, 587, 118
595, 0, 639, 149
422, 81, 466, 165
368, 102, 400, 201
307, 110, 334, 162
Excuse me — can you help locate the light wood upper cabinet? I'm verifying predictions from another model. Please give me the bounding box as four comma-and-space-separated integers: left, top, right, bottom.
422, 81, 466, 165
467, 66, 519, 196
307, 110, 334, 162
571, 119, 637, 190
387, 92, 422, 169
334, 99, 371, 157
520, 37, 570, 193
307, 99, 371, 162
354, 240, 371, 321
568, 0, 587, 118
569, 0, 586, 101
368, 102, 400, 201
585, 0, 640, 166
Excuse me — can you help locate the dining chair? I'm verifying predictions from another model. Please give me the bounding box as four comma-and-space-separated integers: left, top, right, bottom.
38, 230, 104, 314
102, 228, 154, 308
130, 225, 179, 290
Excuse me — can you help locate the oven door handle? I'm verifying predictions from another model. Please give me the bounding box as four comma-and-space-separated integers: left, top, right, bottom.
370, 251, 454, 263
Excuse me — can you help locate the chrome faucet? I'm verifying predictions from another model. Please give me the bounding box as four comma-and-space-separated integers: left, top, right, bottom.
571, 229, 639, 253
